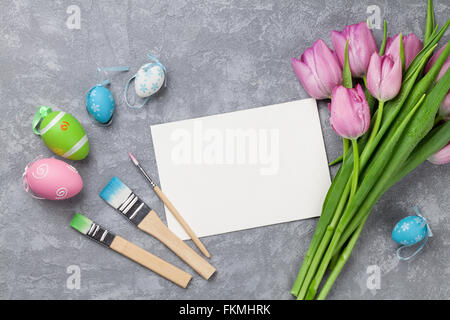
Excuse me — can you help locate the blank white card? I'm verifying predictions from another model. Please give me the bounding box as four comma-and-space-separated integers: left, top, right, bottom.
150, 99, 331, 240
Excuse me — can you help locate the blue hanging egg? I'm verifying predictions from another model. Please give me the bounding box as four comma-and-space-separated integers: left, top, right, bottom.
86, 85, 115, 125
392, 216, 428, 246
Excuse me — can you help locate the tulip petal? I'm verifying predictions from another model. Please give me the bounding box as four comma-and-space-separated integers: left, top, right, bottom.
350, 22, 377, 76
355, 84, 371, 134
329, 84, 371, 139
386, 33, 423, 69
403, 33, 423, 69
379, 56, 402, 101
332, 22, 377, 78
331, 30, 347, 68
437, 58, 450, 82
367, 52, 383, 99
385, 34, 401, 63
313, 39, 343, 95
428, 142, 450, 165
425, 44, 447, 74
292, 39, 344, 99
347, 29, 366, 76
440, 92, 450, 119
292, 57, 328, 99
367, 52, 402, 102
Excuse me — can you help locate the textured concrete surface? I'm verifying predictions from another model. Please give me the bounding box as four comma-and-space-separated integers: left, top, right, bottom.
1, 0, 449, 300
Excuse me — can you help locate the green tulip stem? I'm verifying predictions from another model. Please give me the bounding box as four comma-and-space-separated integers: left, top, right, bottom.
365, 100, 384, 155
328, 247, 341, 271
349, 139, 359, 204
343, 139, 349, 163
363, 75, 367, 88
296, 175, 352, 299
302, 140, 359, 300
317, 214, 369, 300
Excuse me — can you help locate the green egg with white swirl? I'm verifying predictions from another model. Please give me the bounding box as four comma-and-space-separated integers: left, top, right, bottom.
33, 106, 89, 160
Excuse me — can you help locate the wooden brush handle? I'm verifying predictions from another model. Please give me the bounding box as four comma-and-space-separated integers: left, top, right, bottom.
110, 235, 192, 288
138, 210, 216, 280
153, 185, 211, 258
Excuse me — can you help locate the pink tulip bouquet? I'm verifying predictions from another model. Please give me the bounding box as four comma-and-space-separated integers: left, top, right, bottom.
291, 0, 450, 300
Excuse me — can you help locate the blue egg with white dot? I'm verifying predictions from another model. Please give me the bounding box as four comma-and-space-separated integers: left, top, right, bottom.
86, 85, 115, 125
392, 216, 428, 246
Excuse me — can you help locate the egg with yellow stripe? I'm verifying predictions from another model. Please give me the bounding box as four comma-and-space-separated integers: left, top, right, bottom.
34, 106, 89, 160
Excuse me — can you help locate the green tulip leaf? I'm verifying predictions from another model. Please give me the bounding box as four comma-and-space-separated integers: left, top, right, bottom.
379, 20, 388, 55
424, 0, 435, 46
343, 40, 352, 89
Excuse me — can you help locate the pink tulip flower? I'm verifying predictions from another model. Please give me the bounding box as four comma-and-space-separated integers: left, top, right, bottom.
385, 33, 423, 69
425, 45, 450, 120
329, 84, 371, 139
292, 39, 343, 100
331, 22, 378, 78
366, 52, 402, 102
439, 95, 450, 120
425, 45, 450, 78
428, 142, 450, 165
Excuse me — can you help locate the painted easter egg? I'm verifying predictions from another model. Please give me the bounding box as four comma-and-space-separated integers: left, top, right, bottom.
135, 63, 165, 98
86, 85, 115, 125
392, 216, 428, 246
38, 109, 89, 160
23, 158, 83, 200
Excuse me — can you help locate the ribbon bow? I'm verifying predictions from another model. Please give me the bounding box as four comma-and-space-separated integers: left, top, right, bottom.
32, 106, 53, 135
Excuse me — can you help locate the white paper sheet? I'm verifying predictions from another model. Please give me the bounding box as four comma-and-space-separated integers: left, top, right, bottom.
150, 99, 331, 240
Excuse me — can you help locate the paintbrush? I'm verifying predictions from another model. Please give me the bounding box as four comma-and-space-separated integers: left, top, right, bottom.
128, 152, 211, 259
99, 176, 216, 280
70, 213, 192, 288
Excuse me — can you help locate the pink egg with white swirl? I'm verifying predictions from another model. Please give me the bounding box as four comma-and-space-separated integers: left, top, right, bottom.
23, 158, 83, 200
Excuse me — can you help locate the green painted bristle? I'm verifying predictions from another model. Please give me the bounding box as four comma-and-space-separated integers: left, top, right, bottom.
70, 213, 93, 234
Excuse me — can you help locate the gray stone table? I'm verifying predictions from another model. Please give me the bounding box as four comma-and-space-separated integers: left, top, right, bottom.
1, 0, 449, 299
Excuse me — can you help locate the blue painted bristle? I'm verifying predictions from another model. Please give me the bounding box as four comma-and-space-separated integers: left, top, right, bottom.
99, 176, 132, 209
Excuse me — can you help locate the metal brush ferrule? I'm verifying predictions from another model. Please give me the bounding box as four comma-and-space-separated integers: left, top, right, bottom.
117, 192, 150, 226
86, 222, 115, 247
138, 165, 157, 188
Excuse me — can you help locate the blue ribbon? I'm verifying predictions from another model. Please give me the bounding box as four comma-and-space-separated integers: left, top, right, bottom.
96, 66, 130, 86
396, 206, 433, 261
